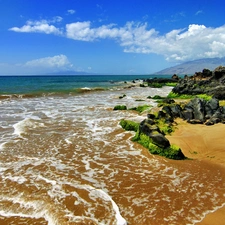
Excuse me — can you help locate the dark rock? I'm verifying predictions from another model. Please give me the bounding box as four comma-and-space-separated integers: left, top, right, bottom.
172, 74, 179, 80
147, 113, 156, 119
185, 98, 206, 122
213, 66, 225, 79
139, 120, 160, 136
150, 133, 170, 149
158, 110, 167, 119
145, 119, 155, 125
202, 68, 212, 78
171, 67, 225, 99
210, 117, 221, 124
162, 98, 175, 104
188, 119, 204, 124
182, 110, 193, 121
170, 104, 183, 118
205, 98, 219, 117
162, 106, 173, 117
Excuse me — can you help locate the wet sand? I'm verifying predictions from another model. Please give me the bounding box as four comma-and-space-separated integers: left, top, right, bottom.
167, 119, 225, 224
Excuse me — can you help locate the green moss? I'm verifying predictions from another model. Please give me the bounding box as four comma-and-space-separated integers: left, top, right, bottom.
165, 82, 177, 87
162, 145, 186, 160
132, 132, 185, 160
129, 105, 151, 113
219, 100, 225, 106
157, 119, 174, 134
196, 94, 212, 101
148, 82, 164, 88
167, 92, 191, 99
119, 119, 139, 132
113, 105, 127, 110
167, 91, 212, 100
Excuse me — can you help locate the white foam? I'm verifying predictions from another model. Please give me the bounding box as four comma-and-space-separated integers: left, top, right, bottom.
37, 175, 57, 186
89, 188, 127, 225
13, 118, 45, 137
7, 175, 27, 184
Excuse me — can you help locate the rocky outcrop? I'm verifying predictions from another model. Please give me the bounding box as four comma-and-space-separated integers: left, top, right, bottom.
139, 119, 170, 149
159, 97, 225, 125
172, 66, 225, 99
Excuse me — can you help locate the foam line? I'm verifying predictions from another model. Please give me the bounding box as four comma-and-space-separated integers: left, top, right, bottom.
90, 188, 127, 225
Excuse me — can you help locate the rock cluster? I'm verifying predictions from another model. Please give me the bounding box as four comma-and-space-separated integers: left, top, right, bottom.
158, 97, 225, 125
172, 66, 225, 99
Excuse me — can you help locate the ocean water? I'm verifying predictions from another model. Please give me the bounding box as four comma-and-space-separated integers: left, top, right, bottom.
0, 75, 225, 225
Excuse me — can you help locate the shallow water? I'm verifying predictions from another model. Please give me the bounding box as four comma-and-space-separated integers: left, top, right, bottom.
1, 85, 225, 225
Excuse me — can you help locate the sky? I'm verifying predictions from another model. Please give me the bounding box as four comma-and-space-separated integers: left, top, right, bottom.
0, 0, 225, 75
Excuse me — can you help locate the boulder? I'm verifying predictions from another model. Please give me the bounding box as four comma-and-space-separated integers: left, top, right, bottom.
185, 98, 206, 122
170, 104, 183, 118
172, 74, 179, 80
139, 120, 160, 136
182, 109, 193, 121
150, 133, 170, 149
205, 98, 219, 118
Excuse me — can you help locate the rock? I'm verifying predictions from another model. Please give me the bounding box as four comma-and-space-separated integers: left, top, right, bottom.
185, 98, 206, 122
205, 98, 219, 117
162, 98, 175, 104
188, 119, 204, 124
170, 104, 183, 118
171, 66, 225, 99
162, 106, 173, 117
214, 66, 225, 79
150, 133, 170, 149
202, 68, 212, 78
145, 119, 155, 125
147, 113, 156, 119
205, 120, 215, 126
172, 74, 179, 80
157, 110, 167, 119
139, 120, 160, 136
182, 109, 193, 121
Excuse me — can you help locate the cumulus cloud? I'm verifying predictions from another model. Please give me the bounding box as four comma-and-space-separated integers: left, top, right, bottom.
9, 18, 225, 62
64, 21, 225, 61
9, 18, 63, 35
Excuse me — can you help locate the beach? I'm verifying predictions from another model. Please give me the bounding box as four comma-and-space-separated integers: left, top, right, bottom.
167, 119, 225, 224
1, 75, 225, 224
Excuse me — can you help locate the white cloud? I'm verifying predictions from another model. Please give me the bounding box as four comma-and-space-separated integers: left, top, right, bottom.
0, 55, 74, 75
9, 18, 225, 62
195, 10, 203, 15
9, 18, 63, 35
25, 54, 72, 68
66, 21, 95, 41
67, 9, 76, 15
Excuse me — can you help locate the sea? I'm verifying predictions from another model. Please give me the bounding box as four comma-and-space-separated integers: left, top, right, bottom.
0, 75, 225, 225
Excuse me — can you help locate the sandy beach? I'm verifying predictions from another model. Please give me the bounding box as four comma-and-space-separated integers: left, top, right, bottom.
167, 119, 225, 224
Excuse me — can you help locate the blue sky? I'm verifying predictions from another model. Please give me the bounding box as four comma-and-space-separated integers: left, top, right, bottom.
0, 0, 225, 75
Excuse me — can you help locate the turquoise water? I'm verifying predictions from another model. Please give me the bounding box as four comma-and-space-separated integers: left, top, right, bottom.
0, 75, 162, 95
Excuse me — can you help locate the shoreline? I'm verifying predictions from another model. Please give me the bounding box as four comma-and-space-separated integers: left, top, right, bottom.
167, 119, 225, 224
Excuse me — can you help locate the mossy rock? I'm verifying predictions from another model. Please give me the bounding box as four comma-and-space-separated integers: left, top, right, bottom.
129, 105, 151, 113
119, 119, 139, 132
132, 133, 186, 160
113, 105, 127, 110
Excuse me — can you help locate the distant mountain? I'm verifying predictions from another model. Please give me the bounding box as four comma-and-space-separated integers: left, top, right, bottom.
155, 57, 225, 75
46, 70, 97, 75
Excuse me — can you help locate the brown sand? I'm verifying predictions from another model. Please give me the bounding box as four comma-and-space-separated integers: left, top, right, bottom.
167, 119, 225, 225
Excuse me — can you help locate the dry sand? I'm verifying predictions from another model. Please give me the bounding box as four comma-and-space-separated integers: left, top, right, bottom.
167, 119, 225, 225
